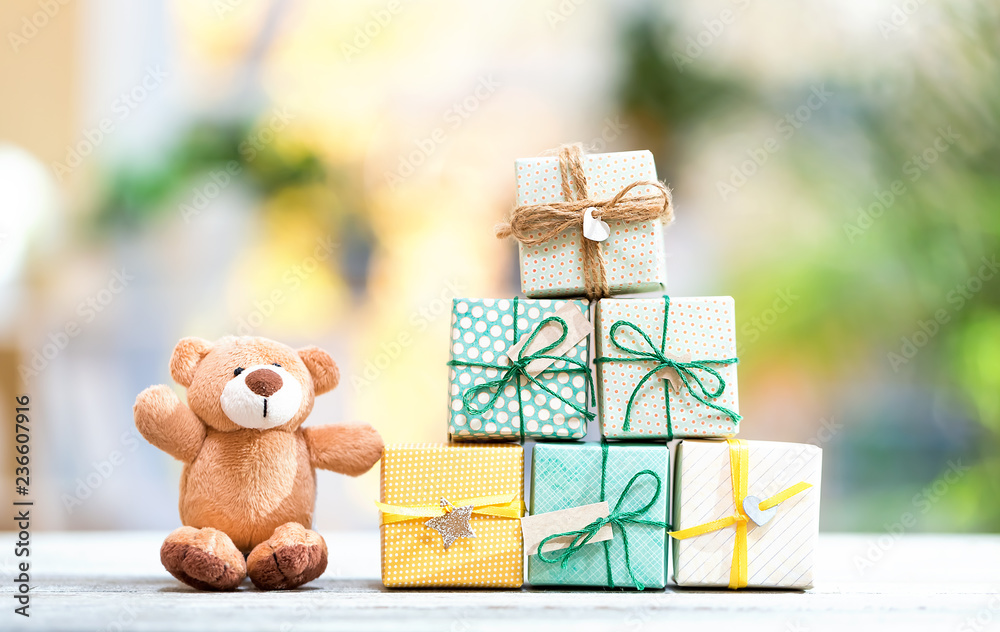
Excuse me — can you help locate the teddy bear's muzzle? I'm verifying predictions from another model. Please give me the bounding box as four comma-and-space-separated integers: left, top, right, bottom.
220, 364, 303, 429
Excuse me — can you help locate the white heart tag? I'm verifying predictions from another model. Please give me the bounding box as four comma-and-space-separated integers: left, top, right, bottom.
742, 495, 777, 527
582, 207, 611, 242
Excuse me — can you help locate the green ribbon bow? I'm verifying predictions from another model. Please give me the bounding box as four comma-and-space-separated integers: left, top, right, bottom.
447, 297, 595, 441
596, 295, 740, 437
535, 442, 670, 590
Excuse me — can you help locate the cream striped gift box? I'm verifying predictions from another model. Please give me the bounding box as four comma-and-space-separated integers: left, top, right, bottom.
671, 439, 822, 589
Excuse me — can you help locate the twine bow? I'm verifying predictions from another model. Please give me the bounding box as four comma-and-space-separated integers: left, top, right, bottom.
535, 442, 669, 591
669, 438, 812, 589
596, 296, 740, 437
447, 297, 595, 441
496, 143, 674, 300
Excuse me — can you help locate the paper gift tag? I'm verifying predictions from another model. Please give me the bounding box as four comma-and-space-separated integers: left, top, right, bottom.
655, 351, 692, 393
520, 502, 613, 556
506, 302, 592, 377
582, 207, 611, 242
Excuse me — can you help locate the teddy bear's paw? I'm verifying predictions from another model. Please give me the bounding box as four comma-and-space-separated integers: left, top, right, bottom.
246, 522, 328, 591
160, 526, 247, 591
134, 384, 181, 425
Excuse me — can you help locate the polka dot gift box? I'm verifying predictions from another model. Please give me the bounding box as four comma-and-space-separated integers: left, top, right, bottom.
596, 296, 741, 440
377, 443, 524, 588
506, 148, 670, 299
447, 297, 593, 441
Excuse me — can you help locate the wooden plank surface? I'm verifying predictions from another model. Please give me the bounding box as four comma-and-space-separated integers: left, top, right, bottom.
1, 532, 998, 631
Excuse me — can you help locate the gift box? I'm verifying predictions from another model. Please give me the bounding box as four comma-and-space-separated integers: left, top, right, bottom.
377, 443, 524, 588
596, 296, 740, 440
505, 147, 671, 299
448, 297, 593, 441
671, 438, 822, 589
526, 442, 670, 589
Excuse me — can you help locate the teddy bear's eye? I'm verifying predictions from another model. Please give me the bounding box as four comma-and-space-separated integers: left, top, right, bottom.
272, 363, 281, 368
234, 367, 244, 376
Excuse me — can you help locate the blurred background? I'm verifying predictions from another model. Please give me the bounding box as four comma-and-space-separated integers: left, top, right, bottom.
0, 0, 997, 535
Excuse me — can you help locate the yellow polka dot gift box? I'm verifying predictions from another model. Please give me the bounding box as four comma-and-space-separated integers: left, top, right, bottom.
596, 296, 741, 440
376, 443, 524, 588
497, 144, 673, 301
670, 438, 822, 589
448, 297, 593, 441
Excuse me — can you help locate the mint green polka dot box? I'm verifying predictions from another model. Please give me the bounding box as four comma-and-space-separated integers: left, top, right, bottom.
447, 297, 593, 441
596, 296, 741, 440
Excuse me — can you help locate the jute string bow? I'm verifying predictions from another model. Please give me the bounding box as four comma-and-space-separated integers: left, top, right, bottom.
495, 143, 674, 300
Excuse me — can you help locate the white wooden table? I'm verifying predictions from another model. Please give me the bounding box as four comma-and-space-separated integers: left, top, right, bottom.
1, 532, 997, 631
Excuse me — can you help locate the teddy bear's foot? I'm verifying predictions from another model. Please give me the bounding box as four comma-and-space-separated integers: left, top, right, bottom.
246, 522, 328, 591
160, 526, 247, 591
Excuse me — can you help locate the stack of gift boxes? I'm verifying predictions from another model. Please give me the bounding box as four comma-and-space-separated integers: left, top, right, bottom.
377, 146, 823, 591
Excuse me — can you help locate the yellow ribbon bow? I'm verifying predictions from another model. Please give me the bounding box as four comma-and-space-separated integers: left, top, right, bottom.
375, 493, 524, 525
668, 438, 812, 589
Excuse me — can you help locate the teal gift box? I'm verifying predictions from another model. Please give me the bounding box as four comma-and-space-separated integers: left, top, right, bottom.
527, 443, 670, 589
448, 297, 593, 441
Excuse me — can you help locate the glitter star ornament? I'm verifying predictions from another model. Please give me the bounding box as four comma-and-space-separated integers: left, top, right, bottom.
425, 499, 476, 549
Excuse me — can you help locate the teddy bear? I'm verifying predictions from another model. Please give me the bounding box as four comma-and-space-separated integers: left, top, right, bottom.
133, 335, 383, 591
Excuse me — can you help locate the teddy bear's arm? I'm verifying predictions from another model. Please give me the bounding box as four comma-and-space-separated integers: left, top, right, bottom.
302, 423, 384, 476
134, 384, 207, 463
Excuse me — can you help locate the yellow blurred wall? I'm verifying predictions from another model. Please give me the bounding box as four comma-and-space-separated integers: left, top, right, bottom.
0, 0, 78, 164
0, 0, 78, 522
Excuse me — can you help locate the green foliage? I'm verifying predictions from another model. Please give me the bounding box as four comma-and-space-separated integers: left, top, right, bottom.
616, 3, 1000, 531
91, 119, 326, 230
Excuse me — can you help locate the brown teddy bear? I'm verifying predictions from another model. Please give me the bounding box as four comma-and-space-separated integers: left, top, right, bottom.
133, 336, 383, 591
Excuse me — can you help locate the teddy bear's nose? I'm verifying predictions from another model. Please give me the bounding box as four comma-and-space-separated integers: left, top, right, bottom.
245, 368, 283, 397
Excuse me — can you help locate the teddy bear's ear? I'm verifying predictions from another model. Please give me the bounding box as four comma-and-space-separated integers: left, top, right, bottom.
298, 346, 340, 395
169, 337, 214, 388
